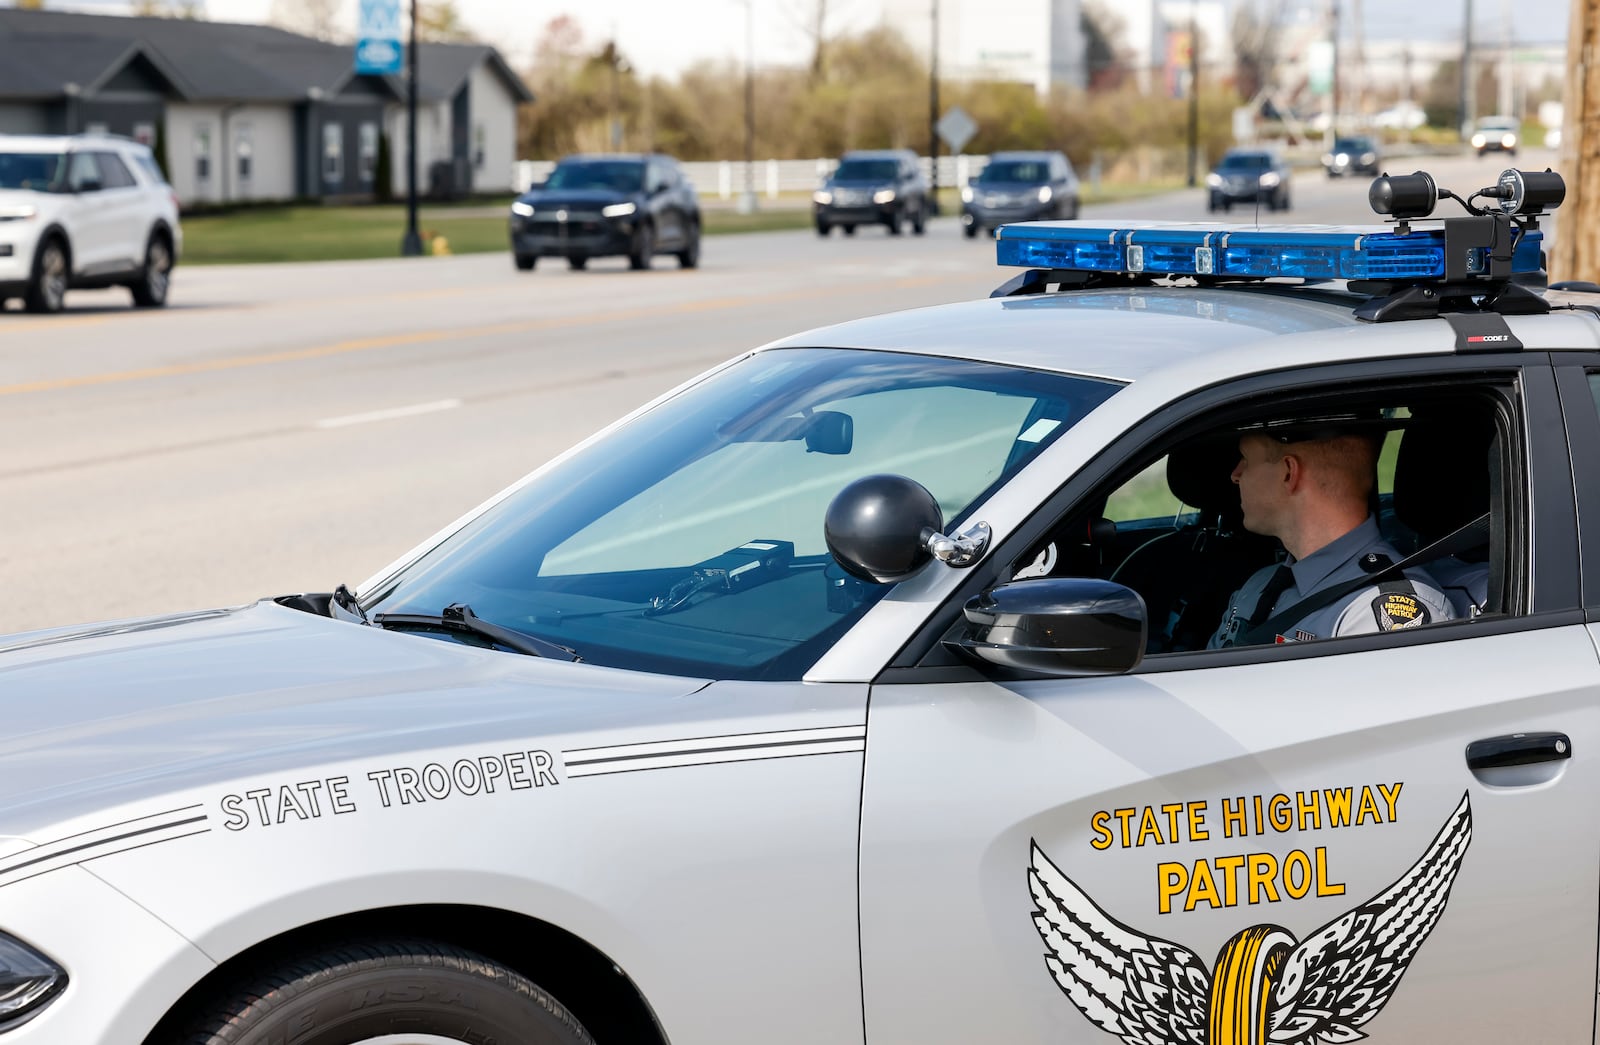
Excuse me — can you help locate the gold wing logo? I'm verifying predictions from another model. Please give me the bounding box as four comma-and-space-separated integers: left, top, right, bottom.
1029, 793, 1472, 1045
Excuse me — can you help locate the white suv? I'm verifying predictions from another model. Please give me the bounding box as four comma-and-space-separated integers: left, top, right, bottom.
0, 134, 181, 314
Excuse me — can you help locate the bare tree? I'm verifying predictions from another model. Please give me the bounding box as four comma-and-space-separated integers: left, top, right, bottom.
416, 0, 476, 43
269, 0, 341, 42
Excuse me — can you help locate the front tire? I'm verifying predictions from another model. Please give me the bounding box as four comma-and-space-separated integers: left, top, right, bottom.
911, 201, 926, 235
567, 256, 588, 271
515, 253, 537, 271
963, 223, 979, 239
181, 938, 595, 1045
842, 224, 857, 236
130, 235, 172, 308
24, 238, 68, 314
886, 209, 903, 236
815, 221, 831, 237
629, 223, 654, 270
676, 228, 701, 269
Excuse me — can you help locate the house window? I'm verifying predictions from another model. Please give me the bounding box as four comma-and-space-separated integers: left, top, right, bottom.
194, 124, 212, 182
236, 123, 253, 182
359, 122, 378, 183
323, 122, 343, 185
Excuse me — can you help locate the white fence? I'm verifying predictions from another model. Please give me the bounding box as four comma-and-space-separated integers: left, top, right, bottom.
512, 156, 1004, 199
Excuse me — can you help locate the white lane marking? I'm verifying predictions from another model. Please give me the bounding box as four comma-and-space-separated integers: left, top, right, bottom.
315, 399, 463, 429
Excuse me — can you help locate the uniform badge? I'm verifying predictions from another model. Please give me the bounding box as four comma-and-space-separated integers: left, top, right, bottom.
1373, 592, 1430, 630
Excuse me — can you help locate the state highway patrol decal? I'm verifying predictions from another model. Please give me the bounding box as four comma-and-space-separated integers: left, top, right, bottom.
1028, 792, 1472, 1045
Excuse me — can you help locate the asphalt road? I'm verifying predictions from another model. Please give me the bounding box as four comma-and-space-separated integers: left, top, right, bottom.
0, 150, 1558, 634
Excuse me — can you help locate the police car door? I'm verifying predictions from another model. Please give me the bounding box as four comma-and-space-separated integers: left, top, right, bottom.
856, 359, 1600, 1044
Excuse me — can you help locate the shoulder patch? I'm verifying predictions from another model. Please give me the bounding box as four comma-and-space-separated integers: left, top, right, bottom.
1374, 591, 1431, 630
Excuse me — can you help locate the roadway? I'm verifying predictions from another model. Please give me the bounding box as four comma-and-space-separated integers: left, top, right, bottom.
0, 150, 1557, 634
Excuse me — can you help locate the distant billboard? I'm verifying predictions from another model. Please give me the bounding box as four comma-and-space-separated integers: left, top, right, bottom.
355, 0, 402, 75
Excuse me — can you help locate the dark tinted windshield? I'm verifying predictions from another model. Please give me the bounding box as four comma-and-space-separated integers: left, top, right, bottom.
365, 349, 1119, 680
980, 160, 1051, 183
545, 161, 644, 193
1218, 153, 1273, 171
833, 159, 898, 182
1333, 138, 1371, 151
0, 152, 66, 192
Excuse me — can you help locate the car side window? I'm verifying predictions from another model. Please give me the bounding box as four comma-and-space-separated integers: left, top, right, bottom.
1013, 385, 1512, 655
67, 152, 103, 191
94, 152, 136, 190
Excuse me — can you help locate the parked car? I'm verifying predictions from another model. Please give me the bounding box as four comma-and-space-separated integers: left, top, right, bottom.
509, 153, 701, 272
1472, 116, 1521, 157
961, 150, 1080, 238
814, 149, 928, 236
1206, 147, 1292, 212
1322, 135, 1381, 178
0, 133, 180, 314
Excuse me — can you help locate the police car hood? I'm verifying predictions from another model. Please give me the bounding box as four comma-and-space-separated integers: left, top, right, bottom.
0, 600, 707, 836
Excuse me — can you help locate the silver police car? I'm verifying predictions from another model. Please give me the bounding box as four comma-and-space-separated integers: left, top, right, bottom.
1, 169, 1596, 1045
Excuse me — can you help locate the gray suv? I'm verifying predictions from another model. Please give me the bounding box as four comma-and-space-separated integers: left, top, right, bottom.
814, 149, 928, 236
962, 150, 1080, 238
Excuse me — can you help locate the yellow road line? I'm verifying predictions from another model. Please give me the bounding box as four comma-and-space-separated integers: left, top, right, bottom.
0, 273, 982, 398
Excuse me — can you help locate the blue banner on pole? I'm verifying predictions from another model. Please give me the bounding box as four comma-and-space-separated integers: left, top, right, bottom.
355, 0, 402, 74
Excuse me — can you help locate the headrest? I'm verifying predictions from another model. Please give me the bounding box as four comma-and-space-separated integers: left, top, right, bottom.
1393, 404, 1495, 541
1166, 436, 1244, 522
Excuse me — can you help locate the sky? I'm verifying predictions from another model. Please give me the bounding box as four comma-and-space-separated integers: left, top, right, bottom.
42, 0, 1577, 81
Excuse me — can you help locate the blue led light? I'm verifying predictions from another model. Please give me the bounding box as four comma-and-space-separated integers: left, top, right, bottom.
994, 221, 1543, 282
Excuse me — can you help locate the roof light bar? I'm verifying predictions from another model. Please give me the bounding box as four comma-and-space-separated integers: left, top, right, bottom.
994, 222, 1543, 282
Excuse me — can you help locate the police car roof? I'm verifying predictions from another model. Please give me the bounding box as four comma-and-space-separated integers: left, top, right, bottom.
762, 283, 1600, 384
0, 133, 144, 152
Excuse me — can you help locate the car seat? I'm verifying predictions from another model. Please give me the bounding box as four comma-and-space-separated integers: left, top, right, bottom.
1109, 437, 1279, 652
1392, 404, 1496, 616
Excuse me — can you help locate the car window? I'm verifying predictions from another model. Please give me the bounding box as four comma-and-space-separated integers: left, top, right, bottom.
1218, 153, 1273, 171
833, 159, 898, 181
1015, 386, 1509, 655
365, 349, 1120, 679
981, 160, 1051, 183
94, 152, 137, 190
67, 152, 103, 191
545, 161, 644, 193
132, 151, 168, 185
0, 151, 66, 192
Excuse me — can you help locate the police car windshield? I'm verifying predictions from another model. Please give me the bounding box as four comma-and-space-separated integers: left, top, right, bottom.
980, 161, 1050, 183
364, 349, 1120, 680
0, 151, 67, 192
544, 161, 644, 193
833, 159, 898, 181
1219, 153, 1273, 171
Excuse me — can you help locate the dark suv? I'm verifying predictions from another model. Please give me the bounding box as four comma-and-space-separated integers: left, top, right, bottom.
509, 153, 701, 272
814, 149, 928, 236
961, 150, 1080, 238
1206, 148, 1292, 212
1323, 135, 1380, 178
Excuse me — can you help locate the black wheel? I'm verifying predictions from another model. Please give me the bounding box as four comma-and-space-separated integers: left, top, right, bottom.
130, 235, 172, 308
963, 224, 979, 239
815, 222, 831, 237
842, 224, 856, 236
911, 201, 926, 235
676, 229, 700, 269
24, 237, 67, 314
567, 256, 588, 271
515, 253, 537, 271
181, 938, 595, 1045
886, 209, 903, 235
628, 223, 654, 270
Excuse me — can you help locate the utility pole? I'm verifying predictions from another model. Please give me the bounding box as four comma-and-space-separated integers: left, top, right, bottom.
1186, 0, 1199, 186
928, 0, 941, 215
739, 0, 757, 212
1459, 0, 1475, 137
400, 0, 421, 256
1329, 0, 1340, 139
1550, 0, 1597, 282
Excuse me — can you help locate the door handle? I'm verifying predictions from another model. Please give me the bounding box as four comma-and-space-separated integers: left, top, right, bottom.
1466, 732, 1572, 771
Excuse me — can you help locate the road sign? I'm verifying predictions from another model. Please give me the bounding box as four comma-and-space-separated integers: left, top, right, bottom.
937, 106, 977, 153
355, 0, 402, 75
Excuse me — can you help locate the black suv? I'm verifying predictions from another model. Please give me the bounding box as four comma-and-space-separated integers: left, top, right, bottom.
1205, 148, 1292, 212
1323, 135, 1381, 178
814, 149, 928, 236
961, 150, 1080, 238
509, 153, 701, 271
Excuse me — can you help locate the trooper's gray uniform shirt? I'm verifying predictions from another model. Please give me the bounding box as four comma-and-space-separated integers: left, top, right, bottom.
1208, 516, 1457, 648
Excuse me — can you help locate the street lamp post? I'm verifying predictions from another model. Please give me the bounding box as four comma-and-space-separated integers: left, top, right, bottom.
928, 0, 940, 215
739, 0, 757, 213
1185, 0, 1199, 186
400, 0, 422, 256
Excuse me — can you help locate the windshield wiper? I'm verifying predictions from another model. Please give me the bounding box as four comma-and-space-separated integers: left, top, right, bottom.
373, 602, 581, 661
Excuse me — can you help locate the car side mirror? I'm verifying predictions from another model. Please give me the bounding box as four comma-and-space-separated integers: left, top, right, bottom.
954, 577, 1146, 676
805, 410, 852, 455
76, 179, 102, 193
825, 474, 991, 584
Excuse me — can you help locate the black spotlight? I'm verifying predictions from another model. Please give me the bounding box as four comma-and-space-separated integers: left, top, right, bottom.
1369, 171, 1439, 220
1493, 168, 1566, 216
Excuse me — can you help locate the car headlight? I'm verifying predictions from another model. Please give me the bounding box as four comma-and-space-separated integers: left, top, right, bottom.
1472, 133, 1487, 148
1334, 152, 1349, 165
0, 205, 37, 222
510, 200, 534, 217
961, 186, 973, 203
1361, 152, 1375, 164
1502, 133, 1517, 148
1259, 172, 1281, 188
0, 933, 67, 1028
1206, 173, 1223, 187
873, 188, 896, 204
602, 201, 637, 218
1037, 185, 1053, 204
813, 190, 833, 205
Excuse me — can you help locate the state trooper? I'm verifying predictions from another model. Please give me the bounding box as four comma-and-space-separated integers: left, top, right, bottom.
1208, 418, 1455, 648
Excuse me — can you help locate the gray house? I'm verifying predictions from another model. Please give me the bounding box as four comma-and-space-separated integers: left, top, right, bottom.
0, 9, 534, 205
